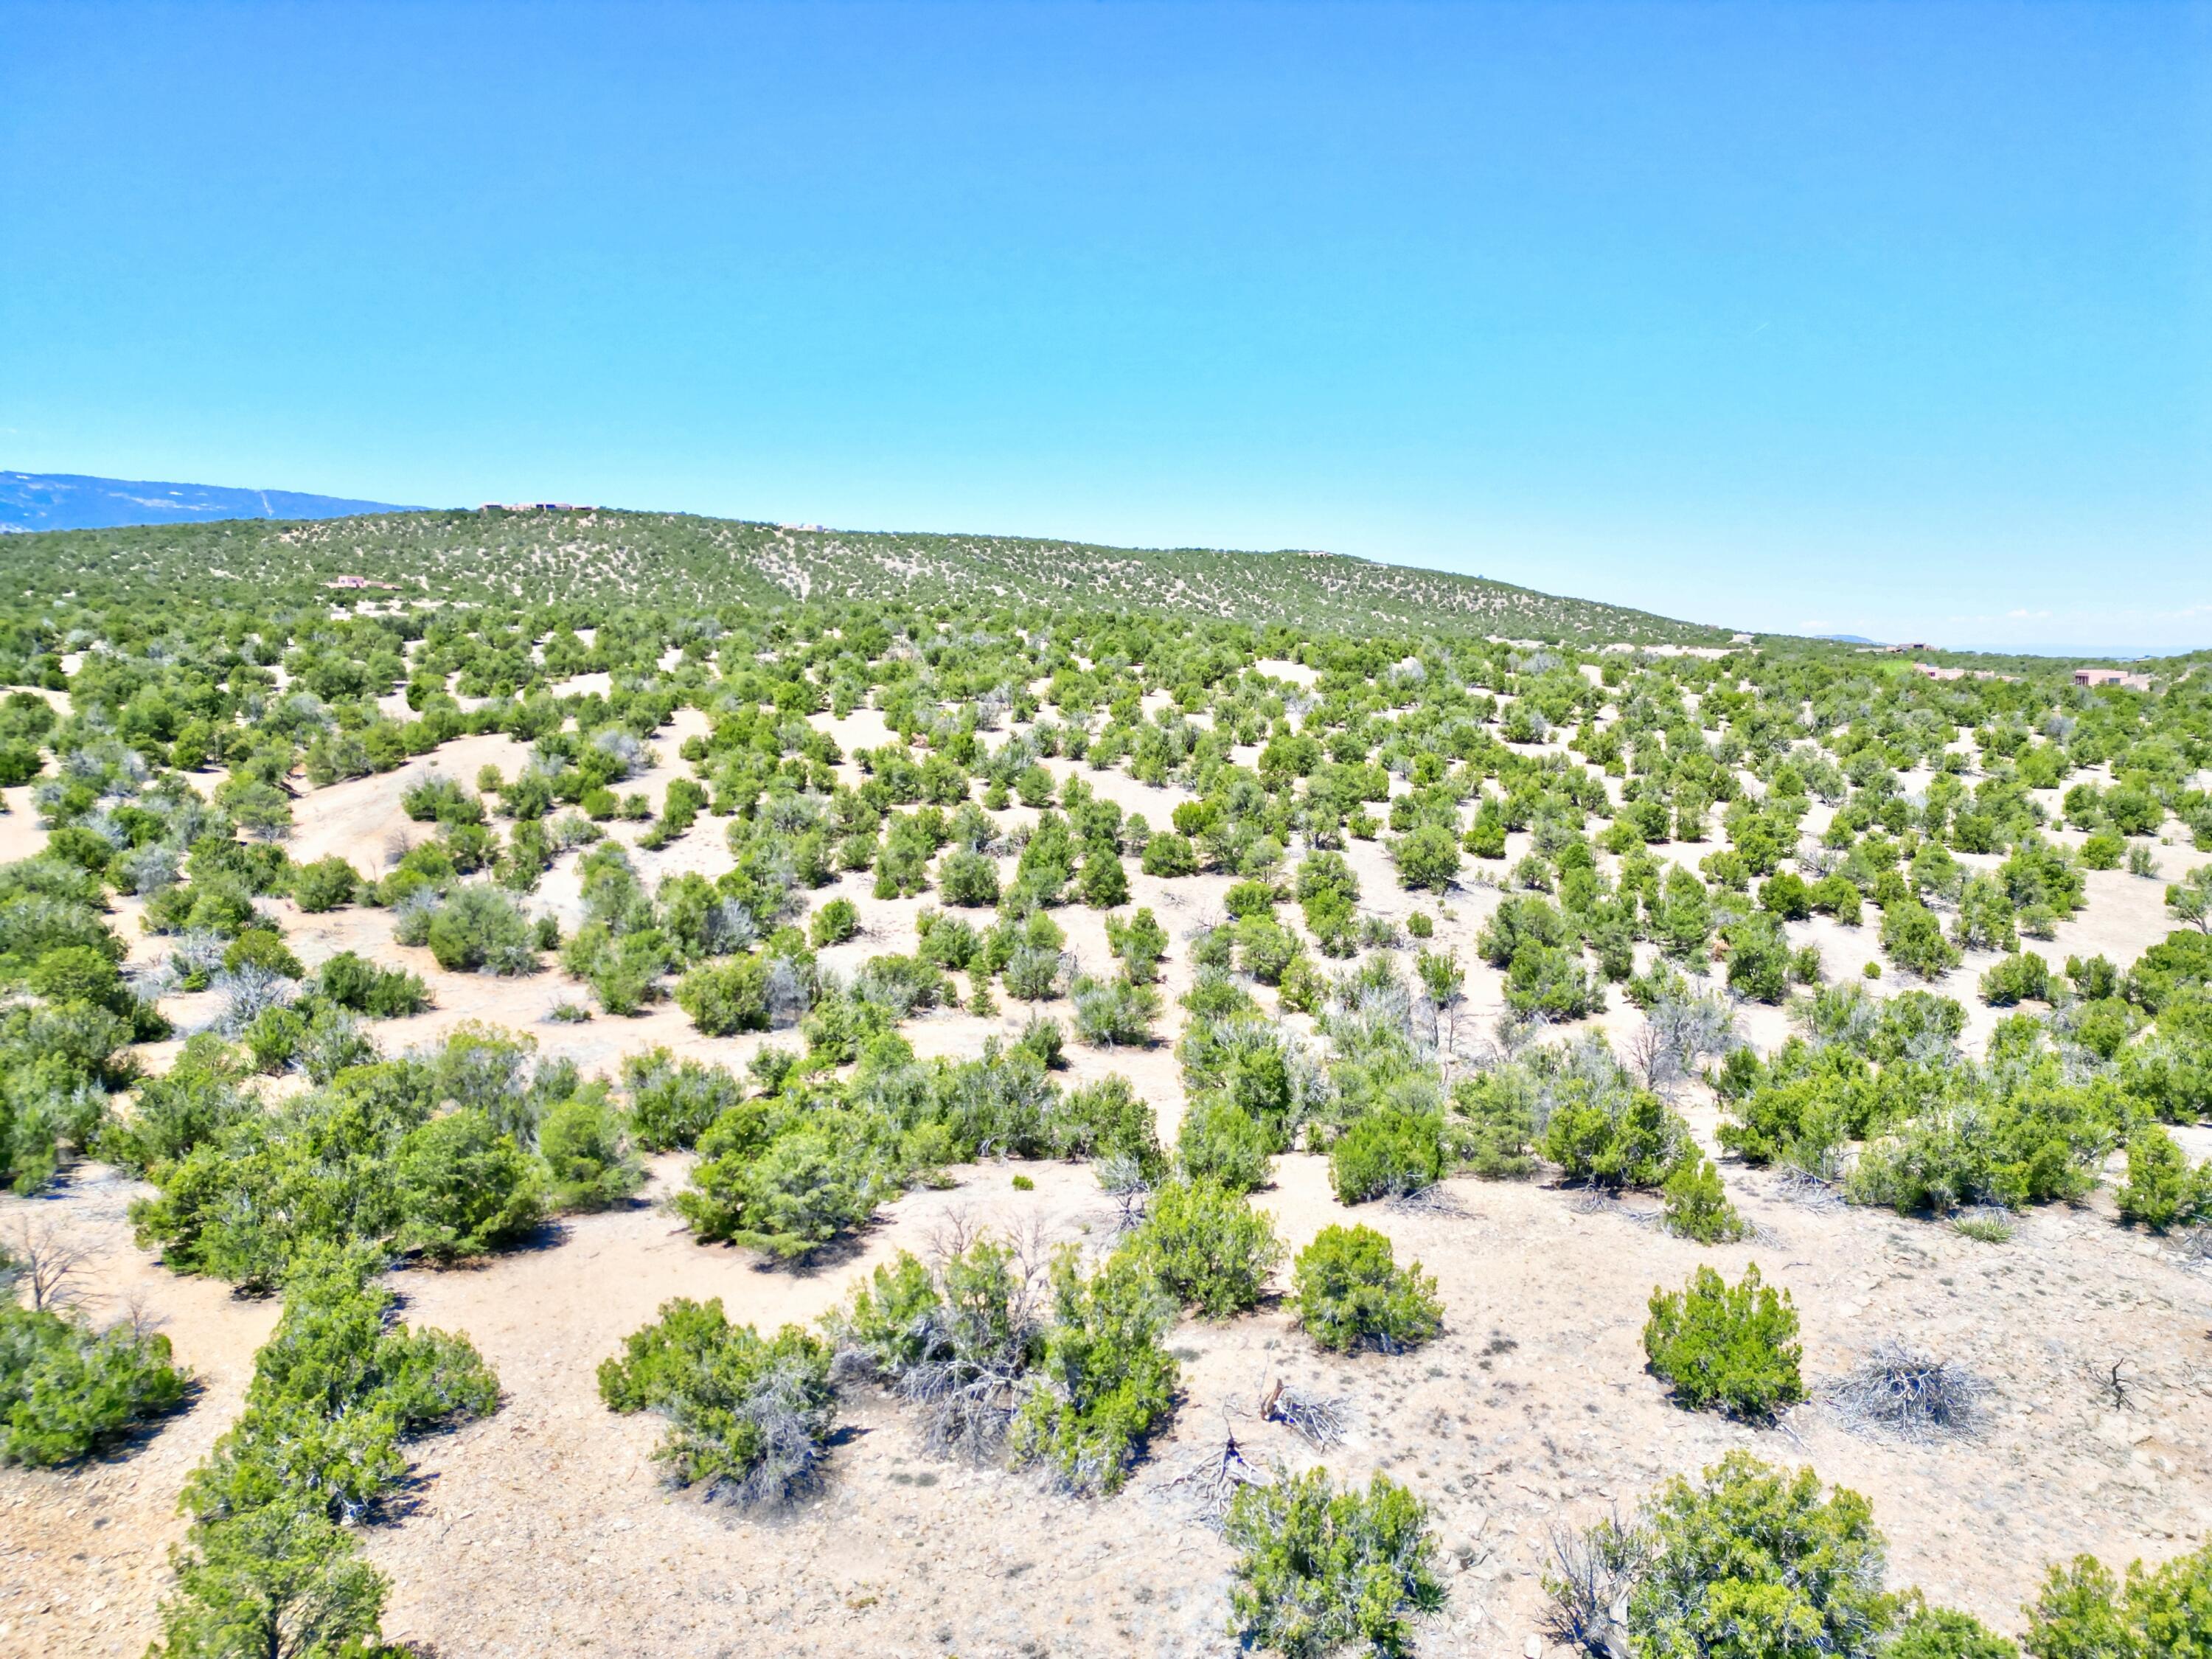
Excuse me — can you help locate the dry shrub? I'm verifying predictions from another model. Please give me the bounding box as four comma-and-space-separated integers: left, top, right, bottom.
1543, 1510, 1644, 1658
1823, 1340, 1988, 1443
831, 1217, 1053, 1464
1258, 1377, 1349, 1450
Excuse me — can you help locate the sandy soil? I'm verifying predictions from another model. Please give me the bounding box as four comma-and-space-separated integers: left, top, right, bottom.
0, 787, 51, 867
4, 705, 2211, 1658
0, 1169, 282, 1659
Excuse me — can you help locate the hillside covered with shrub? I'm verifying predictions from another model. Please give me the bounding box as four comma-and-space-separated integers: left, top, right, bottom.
4, 505, 1739, 644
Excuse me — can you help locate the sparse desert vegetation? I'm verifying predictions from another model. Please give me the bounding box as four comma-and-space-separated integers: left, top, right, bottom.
0, 513, 2208, 1656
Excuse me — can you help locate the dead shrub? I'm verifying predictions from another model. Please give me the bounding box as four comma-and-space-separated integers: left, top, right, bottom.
1823, 1340, 1989, 1443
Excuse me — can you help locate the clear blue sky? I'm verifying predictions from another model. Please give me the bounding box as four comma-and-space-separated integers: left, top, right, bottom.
3, 1, 2205, 650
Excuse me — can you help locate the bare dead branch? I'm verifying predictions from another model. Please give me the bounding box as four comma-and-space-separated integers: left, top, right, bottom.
1162, 1409, 1265, 1528
6, 1217, 99, 1313
1385, 1183, 1469, 1218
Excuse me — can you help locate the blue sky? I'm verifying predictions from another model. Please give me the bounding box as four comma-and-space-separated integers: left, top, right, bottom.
3, 1, 2205, 650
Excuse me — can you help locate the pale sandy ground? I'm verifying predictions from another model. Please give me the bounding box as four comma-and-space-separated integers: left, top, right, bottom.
4, 706, 2211, 1658
0, 788, 50, 867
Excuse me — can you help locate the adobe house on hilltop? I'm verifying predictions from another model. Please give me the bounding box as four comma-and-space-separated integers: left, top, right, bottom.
2073, 667, 2154, 691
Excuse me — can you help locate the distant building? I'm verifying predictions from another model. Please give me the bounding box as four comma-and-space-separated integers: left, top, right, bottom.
1729, 632, 1755, 644
2073, 667, 2153, 691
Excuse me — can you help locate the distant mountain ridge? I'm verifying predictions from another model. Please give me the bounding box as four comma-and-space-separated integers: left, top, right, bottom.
0, 470, 420, 533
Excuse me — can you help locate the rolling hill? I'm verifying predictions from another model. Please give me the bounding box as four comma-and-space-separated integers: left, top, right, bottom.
5, 506, 1736, 644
